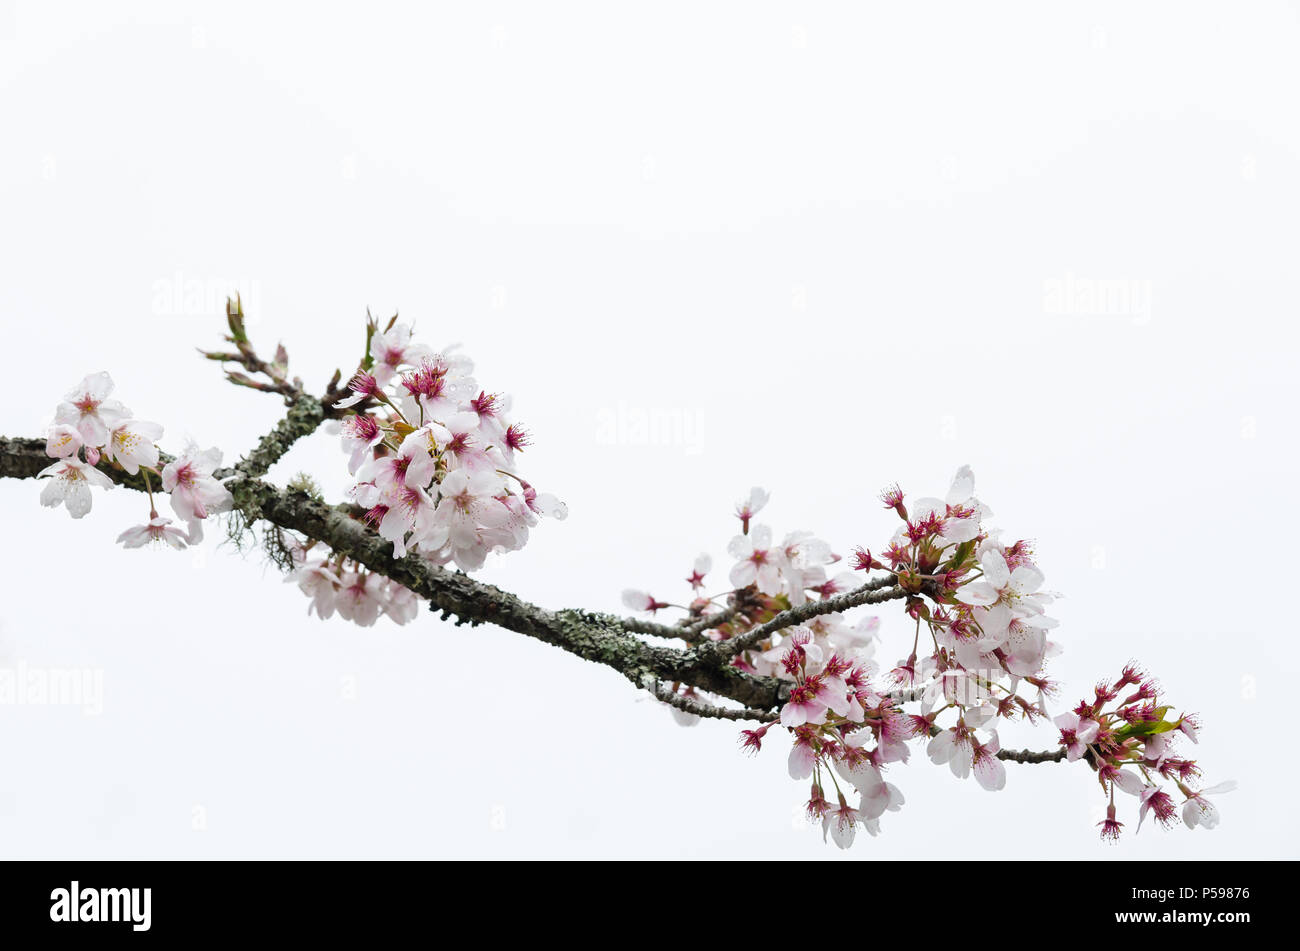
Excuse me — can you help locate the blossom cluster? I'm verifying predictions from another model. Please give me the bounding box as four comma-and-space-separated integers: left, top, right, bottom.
622, 468, 1229, 847
285, 317, 567, 624
623, 487, 878, 670
36, 315, 568, 631
742, 633, 909, 848
38, 372, 231, 547
1055, 667, 1235, 840
288, 541, 420, 627
624, 485, 908, 846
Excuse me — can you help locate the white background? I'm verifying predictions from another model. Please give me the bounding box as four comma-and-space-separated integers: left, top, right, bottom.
1, 1, 1296, 859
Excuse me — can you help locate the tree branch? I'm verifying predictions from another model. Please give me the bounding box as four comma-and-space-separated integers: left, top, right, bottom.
0, 431, 1076, 766
0, 433, 785, 712
199, 297, 355, 477
996, 746, 1067, 764
640, 674, 778, 722
702, 576, 906, 662
621, 604, 743, 643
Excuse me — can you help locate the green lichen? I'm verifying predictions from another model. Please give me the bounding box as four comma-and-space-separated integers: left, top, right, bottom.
286, 471, 324, 502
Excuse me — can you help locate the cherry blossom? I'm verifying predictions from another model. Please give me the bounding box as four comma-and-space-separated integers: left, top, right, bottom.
1048, 668, 1232, 841
622, 590, 669, 614
971, 733, 1007, 791
116, 515, 190, 550
334, 570, 385, 627
377, 483, 437, 558
45, 424, 83, 459
37, 458, 114, 518
339, 414, 385, 474
727, 524, 782, 595
334, 371, 383, 410
161, 445, 233, 524
468, 390, 510, 444
614, 470, 1227, 848
685, 553, 711, 591
366, 430, 437, 492
368, 323, 431, 386
498, 423, 531, 468
398, 359, 468, 425
427, 411, 493, 473
520, 481, 567, 521
381, 581, 421, 624
1137, 784, 1178, 831
293, 559, 342, 619
822, 794, 869, 849
23, 329, 1227, 852
323, 321, 565, 589
776, 531, 835, 606
284, 542, 420, 627
54, 372, 130, 446
1098, 803, 1124, 842
418, 468, 511, 570
104, 418, 163, 475
734, 486, 769, 534
1055, 711, 1101, 761
1180, 781, 1236, 830
779, 680, 830, 728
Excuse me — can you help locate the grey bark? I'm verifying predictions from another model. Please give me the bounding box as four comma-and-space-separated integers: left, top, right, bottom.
0, 425, 1070, 762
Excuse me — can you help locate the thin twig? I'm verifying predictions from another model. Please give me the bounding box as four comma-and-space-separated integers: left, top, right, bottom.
641, 675, 777, 723
621, 604, 744, 643
996, 746, 1068, 764
708, 576, 906, 661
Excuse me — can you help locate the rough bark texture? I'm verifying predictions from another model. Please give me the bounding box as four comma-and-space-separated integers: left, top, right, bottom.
2, 307, 1073, 766
0, 426, 1070, 762
995, 746, 1069, 764
1, 433, 783, 711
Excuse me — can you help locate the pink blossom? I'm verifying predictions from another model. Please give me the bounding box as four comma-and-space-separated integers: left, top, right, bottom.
1098, 803, 1124, 842
161, 445, 232, 524
779, 681, 829, 728
1137, 785, 1178, 831
734, 486, 769, 534
971, 733, 1006, 791
822, 795, 864, 849
1181, 781, 1236, 830
418, 468, 510, 571
37, 459, 114, 518
622, 589, 669, 614
54, 372, 130, 446
685, 553, 711, 590
365, 431, 436, 492
44, 424, 83, 459
728, 524, 781, 595
378, 484, 437, 558
428, 411, 493, 472
104, 418, 163, 475
335, 570, 384, 626
368, 323, 432, 386
116, 515, 190, 550
292, 561, 341, 619
1054, 711, 1101, 761
334, 371, 383, 409
340, 414, 385, 474
381, 581, 420, 624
